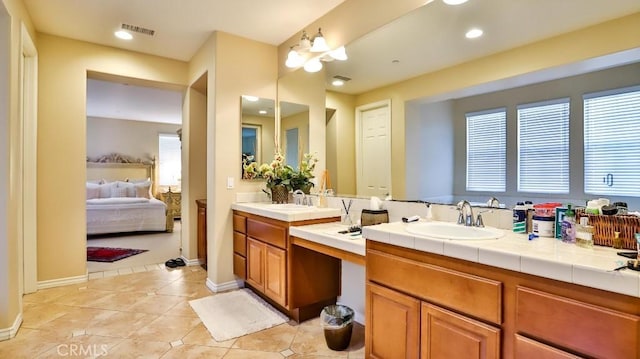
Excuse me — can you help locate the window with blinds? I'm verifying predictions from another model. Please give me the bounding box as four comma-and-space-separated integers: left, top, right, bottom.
584, 86, 640, 197
517, 98, 570, 193
466, 109, 506, 192
158, 133, 182, 186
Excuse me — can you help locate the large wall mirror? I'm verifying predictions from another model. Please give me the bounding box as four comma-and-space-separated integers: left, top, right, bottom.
279, 101, 309, 169
241, 95, 275, 179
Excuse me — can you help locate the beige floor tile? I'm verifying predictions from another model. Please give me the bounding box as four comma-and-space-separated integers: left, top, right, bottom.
232, 323, 298, 352
52, 288, 114, 307
160, 343, 228, 358
128, 314, 201, 343
23, 284, 83, 304
102, 338, 171, 358
0, 328, 66, 358
37, 307, 116, 334
289, 322, 349, 358
179, 268, 208, 282
181, 323, 236, 348
86, 311, 159, 338
164, 300, 198, 317
21, 302, 74, 329
223, 348, 286, 359
125, 294, 186, 315
156, 280, 212, 298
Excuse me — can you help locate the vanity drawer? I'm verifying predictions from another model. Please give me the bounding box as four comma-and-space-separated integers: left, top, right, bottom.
233, 231, 246, 257
233, 253, 246, 279
367, 249, 502, 324
516, 286, 640, 359
514, 335, 583, 358
233, 214, 247, 233
247, 218, 287, 249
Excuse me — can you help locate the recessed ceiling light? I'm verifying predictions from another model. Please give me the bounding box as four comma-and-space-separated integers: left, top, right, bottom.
465, 28, 483, 39
443, 0, 468, 5
114, 30, 133, 40
242, 95, 259, 102
332, 79, 345, 87
259, 110, 267, 115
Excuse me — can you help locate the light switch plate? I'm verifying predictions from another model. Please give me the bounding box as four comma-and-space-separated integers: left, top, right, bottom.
227, 176, 234, 189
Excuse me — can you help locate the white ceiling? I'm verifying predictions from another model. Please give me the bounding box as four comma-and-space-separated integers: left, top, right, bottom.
23, 0, 347, 62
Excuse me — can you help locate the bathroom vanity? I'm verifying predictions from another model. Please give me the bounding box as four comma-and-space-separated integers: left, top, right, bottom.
363, 222, 640, 359
231, 203, 341, 322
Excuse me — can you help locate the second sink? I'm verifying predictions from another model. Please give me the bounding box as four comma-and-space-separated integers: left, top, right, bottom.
405, 221, 504, 240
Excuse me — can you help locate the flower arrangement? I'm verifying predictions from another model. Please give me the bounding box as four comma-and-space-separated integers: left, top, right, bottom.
243, 150, 317, 193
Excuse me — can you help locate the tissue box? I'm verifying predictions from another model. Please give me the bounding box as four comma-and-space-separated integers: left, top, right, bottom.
361, 209, 388, 227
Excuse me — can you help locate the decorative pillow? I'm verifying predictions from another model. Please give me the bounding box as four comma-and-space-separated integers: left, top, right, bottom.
115, 181, 135, 197
110, 186, 129, 198
86, 183, 100, 199
98, 182, 115, 198
135, 183, 151, 199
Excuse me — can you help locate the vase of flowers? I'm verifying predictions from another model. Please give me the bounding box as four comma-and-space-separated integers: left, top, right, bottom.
243, 150, 318, 202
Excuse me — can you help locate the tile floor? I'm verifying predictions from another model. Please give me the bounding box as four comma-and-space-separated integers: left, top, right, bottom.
1, 265, 365, 358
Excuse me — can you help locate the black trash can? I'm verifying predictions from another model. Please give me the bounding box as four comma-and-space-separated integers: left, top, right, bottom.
320, 304, 354, 351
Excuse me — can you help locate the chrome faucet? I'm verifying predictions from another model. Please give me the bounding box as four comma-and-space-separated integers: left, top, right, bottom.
456, 200, 475, 227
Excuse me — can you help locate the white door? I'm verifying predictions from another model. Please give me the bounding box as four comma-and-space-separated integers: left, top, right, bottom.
356, 100, 391, 198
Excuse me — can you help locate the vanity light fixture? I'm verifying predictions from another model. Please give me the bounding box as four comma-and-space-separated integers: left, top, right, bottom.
465, 28, 483, 39
286, 28, 348, 73
258, 110, 267, 115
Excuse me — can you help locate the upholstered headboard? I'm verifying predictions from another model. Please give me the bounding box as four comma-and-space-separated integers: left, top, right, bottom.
86, 153, 157, 196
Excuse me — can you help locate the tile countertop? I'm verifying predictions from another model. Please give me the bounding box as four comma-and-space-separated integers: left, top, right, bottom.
289, 222, 366, 257
231, 202, 341, 222
363, 221, 640, 298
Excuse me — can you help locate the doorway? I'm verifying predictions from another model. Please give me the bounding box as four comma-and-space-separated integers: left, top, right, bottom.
356, 99, 391, 198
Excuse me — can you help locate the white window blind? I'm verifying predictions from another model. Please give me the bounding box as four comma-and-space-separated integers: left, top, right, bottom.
517, 98, 570, 193
466, 109, 506, 192
158, 133, 181, 186
584, 86, 640, 197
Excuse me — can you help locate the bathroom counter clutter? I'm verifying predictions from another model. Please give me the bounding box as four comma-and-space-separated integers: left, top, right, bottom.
289, 222, 365, 265
363, 220, 640, 298
231, 202, 341, 222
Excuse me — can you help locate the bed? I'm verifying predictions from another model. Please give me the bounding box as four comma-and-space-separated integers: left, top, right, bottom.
86, 153, 172, 234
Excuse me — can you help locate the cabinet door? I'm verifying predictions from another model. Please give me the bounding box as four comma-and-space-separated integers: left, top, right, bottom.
421, 303, 500, 359
246, 238, 265, 292
264, 245, 287, 307
197, 206, 207, 263
366, 283, 420, 359
515, 335, 583, 359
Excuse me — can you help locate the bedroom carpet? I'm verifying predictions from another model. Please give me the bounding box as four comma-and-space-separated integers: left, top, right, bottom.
87, 246, 149, 262
189, 288, 289, 342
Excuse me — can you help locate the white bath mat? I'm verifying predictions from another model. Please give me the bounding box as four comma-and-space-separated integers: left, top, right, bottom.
189, 288, 288, 342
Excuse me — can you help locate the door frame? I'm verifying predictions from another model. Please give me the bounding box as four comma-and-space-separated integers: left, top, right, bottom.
20, 22, 38, 295
355, 99, 391, 197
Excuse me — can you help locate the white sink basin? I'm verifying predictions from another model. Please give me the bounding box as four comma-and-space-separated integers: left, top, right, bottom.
405, 222, 504, 240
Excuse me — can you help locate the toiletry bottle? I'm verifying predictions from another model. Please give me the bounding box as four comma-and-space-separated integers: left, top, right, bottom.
561, 204, 576, 243
612, 231, 623, 249
513, 202, 526, 233
525, 201, 534, 233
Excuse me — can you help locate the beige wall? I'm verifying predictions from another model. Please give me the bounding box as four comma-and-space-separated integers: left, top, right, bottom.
242, 114, 276, 165
0, 0, 36, 333
37, 34, 188, 282
354, 13, 640, 199
326, 91, 356, 195
189, 31, 278, 285
280, 110, 309, 165
87, 117, 181, 161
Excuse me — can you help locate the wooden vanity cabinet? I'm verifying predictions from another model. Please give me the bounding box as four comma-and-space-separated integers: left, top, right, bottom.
366, 240, 640, 359
233, 210, 340, 322
196, 199, 207, 269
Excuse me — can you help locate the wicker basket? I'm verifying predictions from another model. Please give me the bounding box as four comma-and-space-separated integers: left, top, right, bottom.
577, 212, 640, 249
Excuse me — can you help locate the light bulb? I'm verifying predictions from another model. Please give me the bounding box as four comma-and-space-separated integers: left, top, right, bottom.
303, 58, 323, 73
310, 28, 330, 53
285, 49, 304, 68
329, 46, 348, 61
465, 28, 483, 39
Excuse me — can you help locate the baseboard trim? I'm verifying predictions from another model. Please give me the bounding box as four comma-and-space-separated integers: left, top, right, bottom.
180, 256, 203, 267
205, 278, 243, 293
0, 312, 22, 341
37, 274, 88, 290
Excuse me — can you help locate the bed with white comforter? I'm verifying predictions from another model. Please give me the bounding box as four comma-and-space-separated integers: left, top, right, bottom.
86, 197, 168, 235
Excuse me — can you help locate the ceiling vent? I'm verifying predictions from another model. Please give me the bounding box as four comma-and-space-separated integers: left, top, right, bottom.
121, 23, 155, 37
333, 75, 352, 82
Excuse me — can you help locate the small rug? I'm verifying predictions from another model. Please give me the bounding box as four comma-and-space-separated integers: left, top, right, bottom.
189, 288, 288, 342
86, 246, 148, 262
